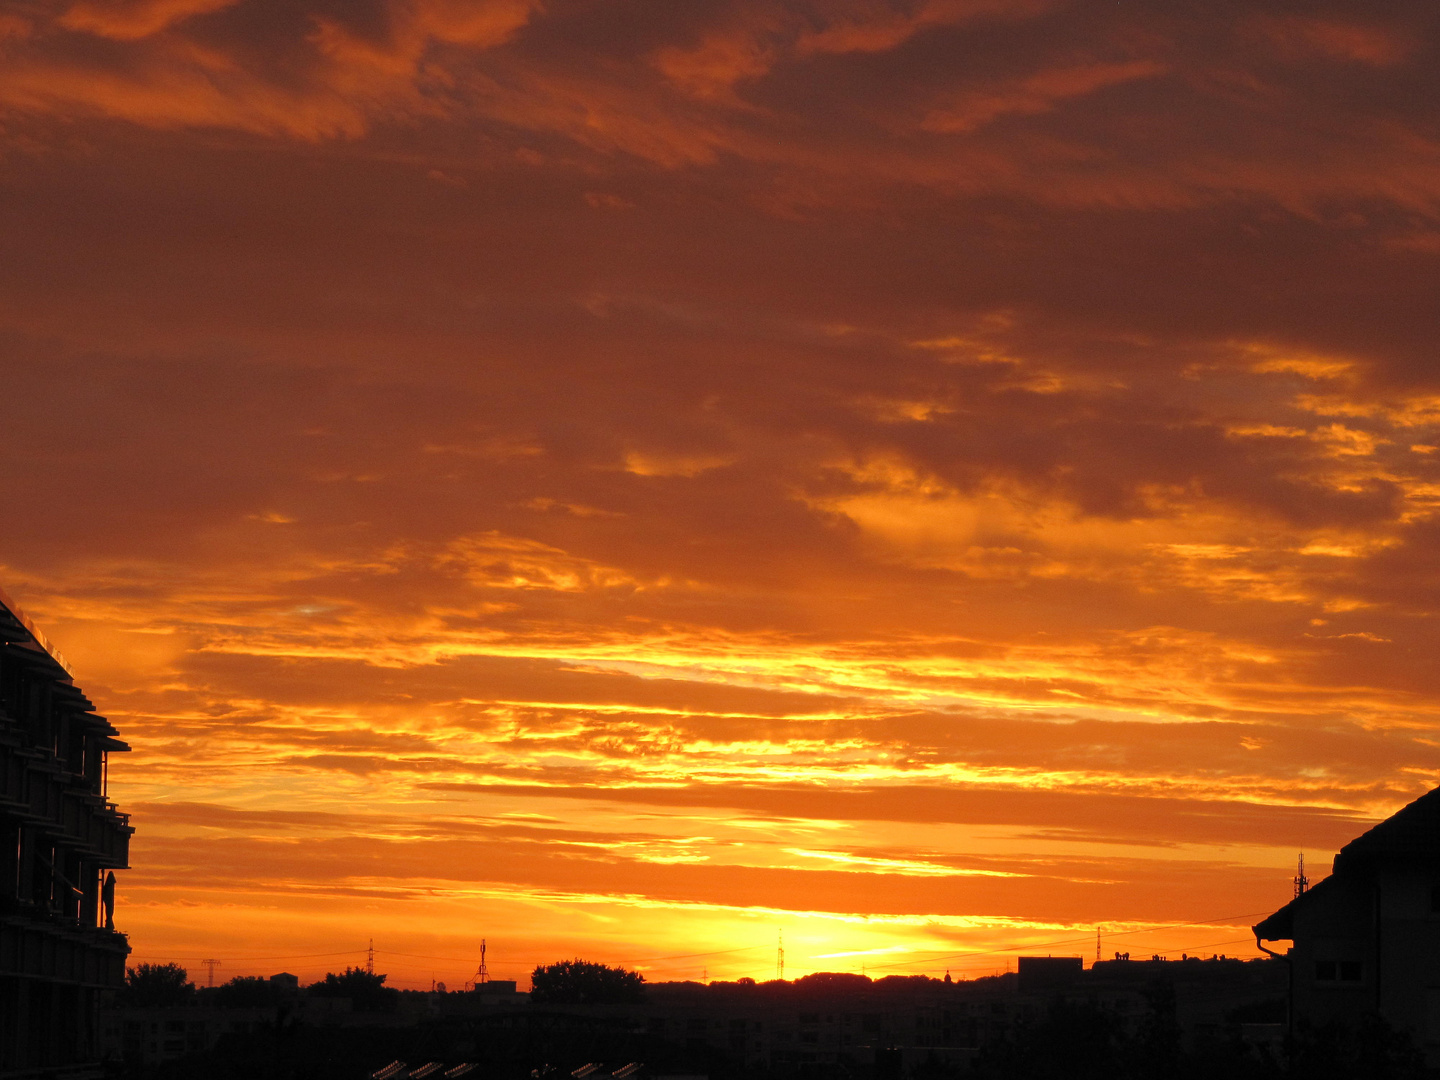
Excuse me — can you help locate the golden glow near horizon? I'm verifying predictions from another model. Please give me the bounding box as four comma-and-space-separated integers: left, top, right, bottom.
3, 0, 1440, 989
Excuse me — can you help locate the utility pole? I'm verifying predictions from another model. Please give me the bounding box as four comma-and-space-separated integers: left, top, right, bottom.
367, 938, 375, 975
201, 959, 221, 988
1294, 853, 1309, 898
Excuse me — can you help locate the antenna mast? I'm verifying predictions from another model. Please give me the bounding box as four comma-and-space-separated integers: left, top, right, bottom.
466, 940, 489, 991
367, 938, 375, 975
1096, 928, 1101, 964
777, 930, 785, 982
1294, 853, 1309, 898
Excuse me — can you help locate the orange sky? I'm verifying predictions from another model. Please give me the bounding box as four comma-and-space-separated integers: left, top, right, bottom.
4, 0, 1440, 990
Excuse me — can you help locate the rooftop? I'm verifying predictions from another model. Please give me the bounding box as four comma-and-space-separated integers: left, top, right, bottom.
0, 581, 75, 680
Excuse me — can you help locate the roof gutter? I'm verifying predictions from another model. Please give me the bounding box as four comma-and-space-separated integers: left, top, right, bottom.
1254, 930, 1293, 1045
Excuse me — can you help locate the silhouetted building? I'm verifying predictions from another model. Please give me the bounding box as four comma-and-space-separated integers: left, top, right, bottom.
94, 958, 1285, 1078
1016, 956, 1083, 993
0, 585, 133, 1077
458, 960, 1283, 1077
473, 979, 518, 998
1255, 785, 1440, 1063
102, 1005, 274, 1067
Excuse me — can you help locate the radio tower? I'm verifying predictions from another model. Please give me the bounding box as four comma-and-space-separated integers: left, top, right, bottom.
777, 930, 785, 982
366, 938, 375, 975
466, 940, 489, 991
1096, 928, 1101, 964
1294, 854, 1309, 898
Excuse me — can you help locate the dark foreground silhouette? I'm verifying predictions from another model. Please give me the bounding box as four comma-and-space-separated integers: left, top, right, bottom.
968, 996, 1422, 1080
106, 991, 1425, 1080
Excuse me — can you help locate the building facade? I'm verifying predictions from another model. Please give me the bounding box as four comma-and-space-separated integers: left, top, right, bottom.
1254, 785, 1440, 1064
0, 585, 133, 1077
101, 1006, 275, 1068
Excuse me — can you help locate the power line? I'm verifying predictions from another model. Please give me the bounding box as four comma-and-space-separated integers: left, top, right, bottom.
378, 944, 767, 966
865, 910, 1274, 971
129, 950, 361, 962
638, 959, 752, 975
122, 910, 1276, 982
622, 945, 767, 964
1145, 936, 1256, 956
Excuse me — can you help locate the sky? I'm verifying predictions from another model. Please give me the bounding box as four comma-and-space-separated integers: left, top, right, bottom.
3, 0, 1440, 990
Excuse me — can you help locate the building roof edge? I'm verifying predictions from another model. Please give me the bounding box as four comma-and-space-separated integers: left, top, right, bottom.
0, 582, 75, 681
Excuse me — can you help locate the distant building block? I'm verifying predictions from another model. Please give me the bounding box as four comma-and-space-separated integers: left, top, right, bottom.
1016, 956, 1084, 993
1255, 786, 1440, 1065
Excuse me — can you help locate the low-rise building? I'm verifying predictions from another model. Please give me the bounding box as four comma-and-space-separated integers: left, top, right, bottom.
1255, 784, 1440, 1063
486, 958, 1283, 1076
102, 1006, 277, 1067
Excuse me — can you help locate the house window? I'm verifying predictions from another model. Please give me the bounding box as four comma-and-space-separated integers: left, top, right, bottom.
1431, 885, 1440, 913
1340, 961, 1363, 982
1315, 961, 1337, 981
1316, 960, 1363, 982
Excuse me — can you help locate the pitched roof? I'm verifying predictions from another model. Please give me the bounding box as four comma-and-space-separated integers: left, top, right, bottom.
1254, 786, 1440, 940
1332, 786, 1440, 874
1253, 874, 1338, 942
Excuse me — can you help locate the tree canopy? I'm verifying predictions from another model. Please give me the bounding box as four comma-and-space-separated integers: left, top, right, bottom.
213, 975, 284, 1008
530, 959, 645, 1004
308, 967, 399, 1012
121, 963, 195, 1007
794, 971, 872, 993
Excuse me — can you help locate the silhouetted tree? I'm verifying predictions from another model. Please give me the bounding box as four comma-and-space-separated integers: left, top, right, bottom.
530, 959, 645, 1004
1289, 1015, 1425, 1080
309, 966, 400, 1012
793, 971, 872, 993
1176, 1027, 1282, 1080
214, 974, 284, 1007
973, 997, 1122, 1080
121, 962, 195, 1006
1125, 977, 1180, 1078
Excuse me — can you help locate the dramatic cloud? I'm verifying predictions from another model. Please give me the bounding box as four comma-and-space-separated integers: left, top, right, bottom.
3, 0, 1440, 985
